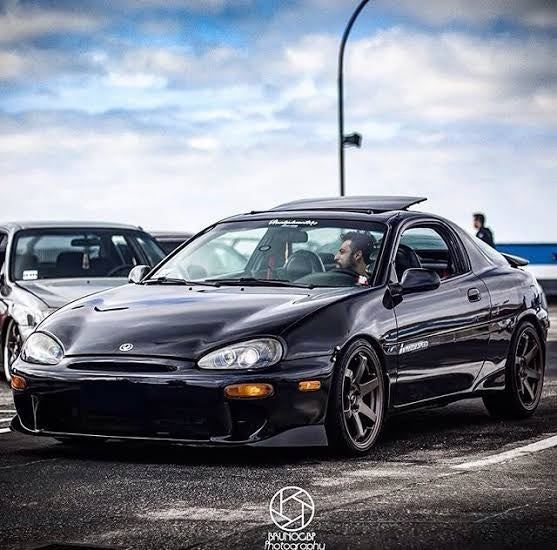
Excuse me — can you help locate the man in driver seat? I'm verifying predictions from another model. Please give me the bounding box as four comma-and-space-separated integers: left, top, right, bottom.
334, 232, 376, 285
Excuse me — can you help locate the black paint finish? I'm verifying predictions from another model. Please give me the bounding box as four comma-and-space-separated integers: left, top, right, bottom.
10, 208, 549, 447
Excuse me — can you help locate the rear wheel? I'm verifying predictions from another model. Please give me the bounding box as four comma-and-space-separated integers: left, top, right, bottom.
326, 340, 386, 456
483, 322, 544, 419
3, 319, 22, 383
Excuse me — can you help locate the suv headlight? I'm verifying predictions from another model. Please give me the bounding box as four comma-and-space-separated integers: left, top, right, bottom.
198, 338, 283, 370
21, 332, 64, 365
11, 304, 50, 328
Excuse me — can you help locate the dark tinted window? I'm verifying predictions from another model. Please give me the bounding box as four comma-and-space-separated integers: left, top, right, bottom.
11, 229, 146, 281
397, 225, 466, 281
153, 219, 387, 287
135, 235, 166, 264
473, 236, 509, 267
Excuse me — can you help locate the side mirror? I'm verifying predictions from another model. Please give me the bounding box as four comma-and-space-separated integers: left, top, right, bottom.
0, 273, 7, 296
128, 265, 151, 284
398, 268, 441, 296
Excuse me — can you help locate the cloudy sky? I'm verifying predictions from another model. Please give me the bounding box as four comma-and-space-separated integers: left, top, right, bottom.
1, 0, 556, 241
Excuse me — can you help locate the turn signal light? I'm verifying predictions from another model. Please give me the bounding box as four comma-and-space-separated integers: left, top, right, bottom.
10, 375, 27, 390
224, 383, 274, 399
298, 380, 321, 392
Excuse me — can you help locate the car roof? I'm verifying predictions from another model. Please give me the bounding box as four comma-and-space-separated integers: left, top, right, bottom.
219, 196, 432, 225
150, 231, 193, 239
0, 221, 142, 232
271, 196, 427, 213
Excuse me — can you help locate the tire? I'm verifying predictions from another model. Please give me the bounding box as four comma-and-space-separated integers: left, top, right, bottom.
326, 339, 386, 456
483, 321, 545, 419
3, 319, 22, 383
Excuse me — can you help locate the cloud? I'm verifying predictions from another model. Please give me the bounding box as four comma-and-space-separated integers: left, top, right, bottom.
7, 25, 554, 130
0, 111, 555, 241
0, 47, 100, 82
385, 0, 557, 28
108, 45, 253, 87
263, 28, 557, 134
303, 0, 557, 28
0, 3, 104, 44
0, 1, 555, 242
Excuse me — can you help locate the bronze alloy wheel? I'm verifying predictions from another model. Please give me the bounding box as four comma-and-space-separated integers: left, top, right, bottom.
483, 321, 545, 419
327, 340, 385, 455
514, 325, 544, 410
3, 319, 22, 383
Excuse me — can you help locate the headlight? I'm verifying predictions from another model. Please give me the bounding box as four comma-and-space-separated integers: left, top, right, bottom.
198, 338, 283, 370
11, 304, 50, 328
21, 332, 64, 365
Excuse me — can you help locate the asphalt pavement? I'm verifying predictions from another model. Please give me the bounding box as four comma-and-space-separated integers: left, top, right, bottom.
0, 313, 556, 550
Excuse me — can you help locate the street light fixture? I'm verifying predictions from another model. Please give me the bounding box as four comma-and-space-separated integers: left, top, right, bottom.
338, 0, 371, 196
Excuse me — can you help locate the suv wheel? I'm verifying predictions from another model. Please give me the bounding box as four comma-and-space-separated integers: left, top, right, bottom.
3, 319, 22, 383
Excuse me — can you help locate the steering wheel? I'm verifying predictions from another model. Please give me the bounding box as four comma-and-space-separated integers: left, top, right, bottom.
284, 250, 325, 280
107, 264, 135, 277
333, 267, 360, 278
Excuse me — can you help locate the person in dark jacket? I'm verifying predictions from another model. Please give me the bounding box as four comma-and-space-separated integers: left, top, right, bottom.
473, 213, 495, 248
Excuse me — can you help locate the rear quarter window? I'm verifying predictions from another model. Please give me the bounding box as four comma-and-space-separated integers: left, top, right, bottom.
473, 236, 509, 267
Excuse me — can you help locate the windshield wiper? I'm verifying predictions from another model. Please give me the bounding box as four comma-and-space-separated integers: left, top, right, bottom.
144, 277, 220, 287
205, 277, 315, 289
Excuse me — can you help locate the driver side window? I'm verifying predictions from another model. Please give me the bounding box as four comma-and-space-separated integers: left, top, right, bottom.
396, 225, 465, 282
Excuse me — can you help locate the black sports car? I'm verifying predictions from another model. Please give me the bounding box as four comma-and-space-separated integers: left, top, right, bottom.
10, 197, 549, 455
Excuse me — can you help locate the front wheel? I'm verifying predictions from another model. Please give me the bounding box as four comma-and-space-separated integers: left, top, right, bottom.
3, 319, 22, 383
326, 340, 386, 456
483, 322, 545, 419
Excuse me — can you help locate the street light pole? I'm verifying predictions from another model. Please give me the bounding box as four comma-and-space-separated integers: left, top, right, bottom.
338, 0, 370, 196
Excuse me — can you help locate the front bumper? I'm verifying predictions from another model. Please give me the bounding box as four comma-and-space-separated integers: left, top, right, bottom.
11, 355, 334, 447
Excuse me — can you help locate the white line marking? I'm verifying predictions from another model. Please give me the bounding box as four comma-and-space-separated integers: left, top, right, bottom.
0, 428, 11, 434
0, 418, 13, 423
474, 504, 529, 524
0, 410, 16, 414
453, 434, 557, 470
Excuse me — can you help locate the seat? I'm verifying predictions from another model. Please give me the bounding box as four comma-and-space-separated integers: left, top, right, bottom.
14, 254, 39, 280
285, 251, 324, 280
56, 252, 85, 277
395, 244, 421, 281
90, 257, 113, 277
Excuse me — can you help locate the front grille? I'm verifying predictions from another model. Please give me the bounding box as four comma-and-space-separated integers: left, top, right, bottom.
19, 379, 232, 440
67, 361, 176, 373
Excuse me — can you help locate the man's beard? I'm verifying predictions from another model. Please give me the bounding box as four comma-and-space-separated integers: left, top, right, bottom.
336, 256, 356, 270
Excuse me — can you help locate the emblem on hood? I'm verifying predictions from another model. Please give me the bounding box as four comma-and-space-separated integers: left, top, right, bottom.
119, 343, 134, 352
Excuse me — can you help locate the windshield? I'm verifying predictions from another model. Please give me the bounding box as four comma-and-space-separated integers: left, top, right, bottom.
151, 219, 387, 287
11, 229, 165, 281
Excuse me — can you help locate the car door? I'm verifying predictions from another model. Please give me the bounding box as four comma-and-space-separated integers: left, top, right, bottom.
391, 221, 491, 406
0, 230, 9, 339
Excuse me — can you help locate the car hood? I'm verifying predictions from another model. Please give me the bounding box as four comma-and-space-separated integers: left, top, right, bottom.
18, 278, 128, 309
40, 283, 357, 359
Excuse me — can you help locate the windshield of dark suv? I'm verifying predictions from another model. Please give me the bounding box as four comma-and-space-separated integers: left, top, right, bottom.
11, 229, 165, 281
150, 219, 387, 288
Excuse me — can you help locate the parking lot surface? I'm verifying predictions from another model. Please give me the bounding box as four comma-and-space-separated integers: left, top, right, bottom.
1, 313, 556, 550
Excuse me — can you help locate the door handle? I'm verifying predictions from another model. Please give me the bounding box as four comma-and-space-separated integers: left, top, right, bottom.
468, 288, 481, 302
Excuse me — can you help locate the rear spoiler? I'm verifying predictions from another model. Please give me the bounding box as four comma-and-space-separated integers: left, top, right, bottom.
502, 253, 529, 268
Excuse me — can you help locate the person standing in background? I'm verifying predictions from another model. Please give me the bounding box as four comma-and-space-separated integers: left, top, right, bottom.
473, 213, 495, 248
